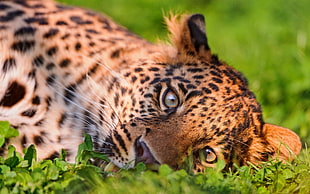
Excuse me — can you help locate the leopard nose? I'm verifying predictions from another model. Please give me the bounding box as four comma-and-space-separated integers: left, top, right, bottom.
135, 138, 159, 165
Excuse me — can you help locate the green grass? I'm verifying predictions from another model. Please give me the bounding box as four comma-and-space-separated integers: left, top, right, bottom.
1, 0, 310, 193
1, 127, 310, 193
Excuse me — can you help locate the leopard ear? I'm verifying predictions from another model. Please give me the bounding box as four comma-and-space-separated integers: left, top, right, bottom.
263, 123, 301, 161
187, 14, 210, 53
166, 14, 211, 57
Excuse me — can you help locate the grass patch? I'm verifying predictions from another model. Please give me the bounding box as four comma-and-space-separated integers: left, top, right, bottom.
0, 130, 309, 193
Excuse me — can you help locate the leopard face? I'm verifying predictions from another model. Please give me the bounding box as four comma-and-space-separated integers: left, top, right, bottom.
102, 15, 301, 171
0, 0, 301, 172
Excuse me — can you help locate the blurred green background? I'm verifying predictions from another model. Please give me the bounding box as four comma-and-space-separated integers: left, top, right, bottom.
58, 0, 310, 145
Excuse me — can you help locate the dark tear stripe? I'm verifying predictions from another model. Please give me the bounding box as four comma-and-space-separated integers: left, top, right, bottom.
0, 81, 25, 107
121, 124, 132, 141
108, 135, 121, 157
113, 130, 128, 155
2, 58, 16, 73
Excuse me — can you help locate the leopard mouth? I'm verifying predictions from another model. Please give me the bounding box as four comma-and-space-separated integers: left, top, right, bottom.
134, 137, 160, 168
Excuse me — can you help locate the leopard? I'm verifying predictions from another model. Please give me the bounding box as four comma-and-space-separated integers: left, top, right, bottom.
0, 0, 301, 172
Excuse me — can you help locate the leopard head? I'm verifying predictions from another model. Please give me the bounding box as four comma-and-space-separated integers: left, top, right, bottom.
101, 14, 301, 172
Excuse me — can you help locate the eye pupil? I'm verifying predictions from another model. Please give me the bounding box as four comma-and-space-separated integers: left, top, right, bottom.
204, 149, 212, 158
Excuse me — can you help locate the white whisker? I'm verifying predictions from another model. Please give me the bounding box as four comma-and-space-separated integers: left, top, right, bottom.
84, 73, 122, 124
48, 77, 107, 126
78, 49, 128, 84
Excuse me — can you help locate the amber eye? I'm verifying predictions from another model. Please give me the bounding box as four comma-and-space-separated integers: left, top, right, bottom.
199, 147, 217, 164
162, 89, 179, 109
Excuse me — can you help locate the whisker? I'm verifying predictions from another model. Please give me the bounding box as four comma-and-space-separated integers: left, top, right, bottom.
77, 50, 128, 128
78, 50, 128, 84
225, 137, 250, 148
84, 73, 122, 125
48, 76, 108, 125
66, 112, 115, 139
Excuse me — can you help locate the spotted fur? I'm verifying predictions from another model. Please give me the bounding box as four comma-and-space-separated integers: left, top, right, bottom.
0, 0, 301, 171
